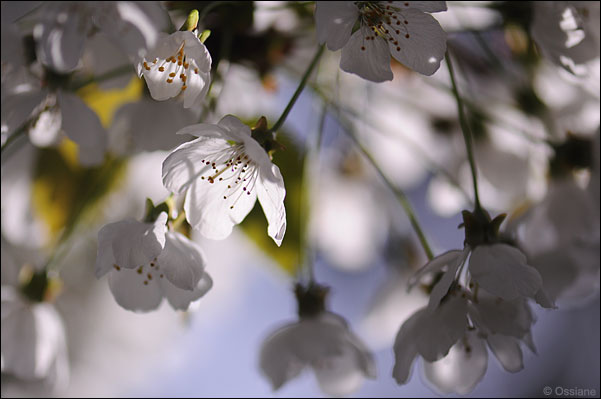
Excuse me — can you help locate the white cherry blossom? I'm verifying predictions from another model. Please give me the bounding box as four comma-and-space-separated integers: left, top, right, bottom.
259, 311, 376, 396
315, 1, 447, 82
95, 213, 213, 312
138, 31, 211, 108
162, 115, 286, 246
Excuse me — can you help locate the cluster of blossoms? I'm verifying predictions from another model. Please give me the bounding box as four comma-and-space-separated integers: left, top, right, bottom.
1, 1, 599, 397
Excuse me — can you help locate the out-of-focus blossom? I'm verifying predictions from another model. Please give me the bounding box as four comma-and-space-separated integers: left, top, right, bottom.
1, 241, 69, 388
95, 212, 212, 312
108, 96, 199, 155
1, 68, 107, 166
162, 115, 286, 246
531, 1, 600, 76
315, 1, 447, 82
33, 2, 168, 73
259, 284, 376, 396
138, 31, 211, 108
395, 264, 538, 394
509, 177, 600, 306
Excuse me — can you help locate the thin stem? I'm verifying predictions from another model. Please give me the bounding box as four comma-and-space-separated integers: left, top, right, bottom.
1, 122, 28, 155
269, 45, 325, 135
70, 64, 135, 91
445, 51, 482, 211
335, 112, 434, 260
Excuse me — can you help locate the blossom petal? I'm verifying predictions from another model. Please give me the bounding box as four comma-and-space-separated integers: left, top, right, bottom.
392, 309, 421, 384
427, 253, 465, 311
414, 296, 468, 362
256, 162, 287, 246
57, 90, 107, 166
422, 331, 487, 395
162, 137, 227, 193
468, 293, 533, 338
392, 1, 447, 13
469, 244, 543, 301
315, 1, 358, 51
107, 267, 163, 312
34, 7, 87, 73
104, 213, 167, 270
340, 29, 393, 82
160, 271, 212, 311
259, 323, 306, 390
409, 249, 465, 289
486, 334, 524, 373
157, 232, 206, 290
387, 8, 447, 76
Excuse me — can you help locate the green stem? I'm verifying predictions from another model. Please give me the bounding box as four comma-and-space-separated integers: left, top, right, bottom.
1, 122, 28, 155
70, 65, 135, 91
445, 51, 482, 211
269, 45, 325, 135
336, 113, 434, 260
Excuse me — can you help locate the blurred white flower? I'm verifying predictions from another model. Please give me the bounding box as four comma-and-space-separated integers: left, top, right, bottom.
162, 115, 286, 246
1, 75, 107, 166
108, 96, 199, 155
1, 286, 69, 387
33, 1, 168, 73
315, 1, 447, 82
531, 1, 600, 76
95, 212, 213, 312
259, 284, 375, 396
0, 241, 69, 388
510, 177, 600, 306
138, 31, 211, 108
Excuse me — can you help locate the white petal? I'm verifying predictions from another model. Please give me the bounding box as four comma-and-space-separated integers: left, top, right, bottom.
387, 8, 447, 76
469, 244, 543, 301
184, 173, 257, 240
314, 1, 358, 51
1, 292, 39, 379
409, 249, 465, 288
35, 8, 88, 73
162, 137, 226, 193
392, 1, 447, 13
340, 28, 393, 82
259, 323, 307, 390
423, 331, 487, 395
57, 90, 107, 166
157, 232, 206, 290
160, 271, 212, 311
314, 339, 375, 397
107, 267, 163, 312
219, 114, 253, 140
257, 162, 287, 246
486, 334, 524, 373
468, 293, 533, 338
414, 296, 468, 362
392, 309, 421, 384
106, 213, 167, 270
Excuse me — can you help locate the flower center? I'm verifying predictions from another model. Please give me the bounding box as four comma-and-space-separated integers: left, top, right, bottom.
142, 41, 201, 91
355, 1, 412, 52
113, 258, 164, 286
198, 143, 259, 210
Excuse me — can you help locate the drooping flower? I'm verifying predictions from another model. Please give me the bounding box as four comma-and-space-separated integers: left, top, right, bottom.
162, 115, 286, 246
138, 31, 211, 108
315, 1, 447, 82
393, 284, 537, 394
95, 212, 213, 312
259, 283, 376, 396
